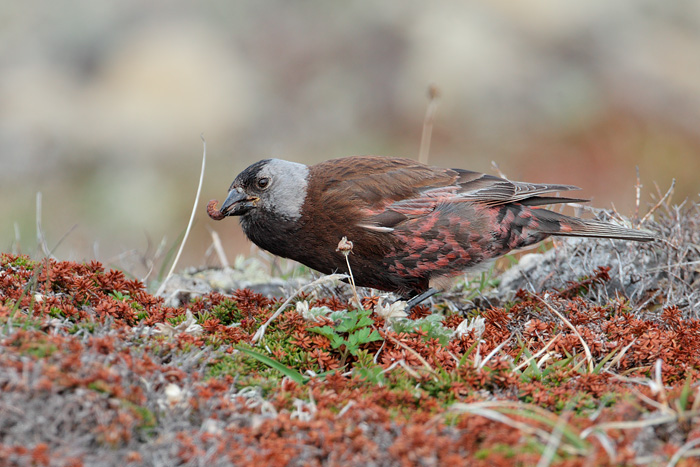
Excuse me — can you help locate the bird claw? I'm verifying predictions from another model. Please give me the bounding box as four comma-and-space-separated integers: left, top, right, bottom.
207, 199, 226, 220
401, 287, 439, 313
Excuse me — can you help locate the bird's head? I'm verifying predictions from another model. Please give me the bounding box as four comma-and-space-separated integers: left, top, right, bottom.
219, 159, 310, 221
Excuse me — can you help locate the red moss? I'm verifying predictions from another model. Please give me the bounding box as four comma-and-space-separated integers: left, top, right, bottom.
4, 255, 700, 465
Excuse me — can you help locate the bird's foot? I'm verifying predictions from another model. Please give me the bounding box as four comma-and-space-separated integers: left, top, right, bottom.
402, 288, 439, 313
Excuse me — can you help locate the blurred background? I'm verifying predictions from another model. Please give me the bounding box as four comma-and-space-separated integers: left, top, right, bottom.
2, 1, 699, 281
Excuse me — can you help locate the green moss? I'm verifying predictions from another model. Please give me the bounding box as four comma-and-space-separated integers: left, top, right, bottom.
211, 299, 243, 325
1, 254, 36, 269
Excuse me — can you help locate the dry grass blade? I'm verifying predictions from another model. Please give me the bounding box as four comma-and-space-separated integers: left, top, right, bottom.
591, 432, 617, 463
208, 228, 229, 268
537, 410, 572, 467
398, 360, 423, 380
668, 438, 700, 467
12, 222, 21, 254
452, 403, 552, 439
535, 295, 594, 373
512, 334, 560, 373
634, 166, 641, 222
335, 401, 356, 419
652, 358, 671, 411
251, 273, 349, 344
606, 339, 637, 370
580, 412, 688, 439
35, 192, 51, 258
383, 331, 436, 375
478, 337, 510, 369
418, 84, 440, 165
450, 401, 588, 455
156, 137, 207, 297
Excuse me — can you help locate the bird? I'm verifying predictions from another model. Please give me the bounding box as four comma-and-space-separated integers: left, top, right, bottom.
207, 156, 654, 309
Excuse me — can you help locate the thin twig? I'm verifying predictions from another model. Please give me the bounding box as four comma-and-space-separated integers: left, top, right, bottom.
640, 179, 675, 224
48, 224, 78, 259
156, 136, 207, 297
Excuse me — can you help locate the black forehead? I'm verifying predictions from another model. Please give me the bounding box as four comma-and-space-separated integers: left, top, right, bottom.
232, 159, 271, 187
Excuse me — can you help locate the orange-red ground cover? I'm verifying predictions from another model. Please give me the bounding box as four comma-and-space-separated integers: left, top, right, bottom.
1, 231, 700, 466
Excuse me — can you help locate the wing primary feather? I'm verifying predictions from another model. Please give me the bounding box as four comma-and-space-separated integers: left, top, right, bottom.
357, 223, 395, 233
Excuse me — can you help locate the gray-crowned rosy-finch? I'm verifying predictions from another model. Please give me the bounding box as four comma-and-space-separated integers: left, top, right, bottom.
208, 156, 654, 308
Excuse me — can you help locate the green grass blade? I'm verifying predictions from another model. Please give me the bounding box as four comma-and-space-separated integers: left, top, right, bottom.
236, 346, 308, 385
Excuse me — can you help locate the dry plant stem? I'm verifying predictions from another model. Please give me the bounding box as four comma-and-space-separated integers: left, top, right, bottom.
13, 222, 20, 254
418, 85, 440, 165
383, 331, 436, 375
450, 402, 585, 456
34, 191, 77, 260
36, 192, 51, 258
630, 387, 669, 413
606, 339, 637, 370
156, 137, 207, 297
208, 228, 229, 268
653, 358, 671, 410
251, 273, 348, 344
691, 387, 700, 414
141, 237, 167, 283
478, 338, 510, 369
512, 334, 561, 373
343, 254, 362, 309
640, 178, 675, 224
591, 432, 617, 462
335, 401, 356, 419
379, 359, 420, 380
668, 437, 700, 467
580, 411, 700, 439
634, 166, 641, 222
398, 360, 423, 379
534, 295, 594, 373
336, 236, 362, 308
537, 410, 572, 467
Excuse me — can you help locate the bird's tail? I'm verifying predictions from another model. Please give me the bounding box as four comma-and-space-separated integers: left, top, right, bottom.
533, 209, 655, 242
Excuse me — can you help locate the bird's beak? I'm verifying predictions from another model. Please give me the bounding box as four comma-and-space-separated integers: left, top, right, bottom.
220, 188, 258, 216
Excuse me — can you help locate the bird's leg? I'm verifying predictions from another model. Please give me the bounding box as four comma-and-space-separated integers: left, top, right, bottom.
404, 287, 439, 312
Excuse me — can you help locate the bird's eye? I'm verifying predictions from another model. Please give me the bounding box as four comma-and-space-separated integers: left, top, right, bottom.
257, 177, 270, 189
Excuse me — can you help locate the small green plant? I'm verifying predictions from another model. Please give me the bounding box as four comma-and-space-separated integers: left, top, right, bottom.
390, 313, 453, 345
235, 346, 308, 385
109, 291, 130, 301
310, 308, 383, 366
